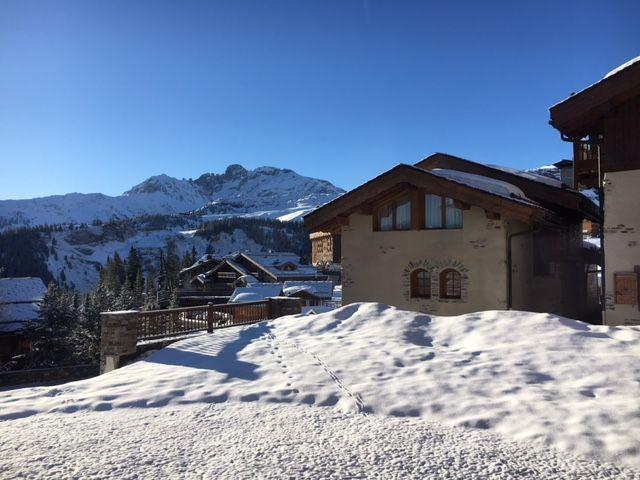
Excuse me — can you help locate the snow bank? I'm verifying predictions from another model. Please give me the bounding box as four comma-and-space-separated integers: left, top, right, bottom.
1, 303, 639, 468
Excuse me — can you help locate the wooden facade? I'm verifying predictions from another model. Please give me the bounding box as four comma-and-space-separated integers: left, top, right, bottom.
550, 58, 640, 186
310, 232, 341, 266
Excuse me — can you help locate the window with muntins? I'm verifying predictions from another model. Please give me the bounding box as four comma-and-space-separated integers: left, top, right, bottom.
377, 197, 412, 231
411, 269, 431, 298
425, 194, 462, 229
440, 269, 461, 299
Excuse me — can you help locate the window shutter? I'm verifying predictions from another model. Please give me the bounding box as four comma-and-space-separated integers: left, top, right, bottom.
614, 272, 638, 305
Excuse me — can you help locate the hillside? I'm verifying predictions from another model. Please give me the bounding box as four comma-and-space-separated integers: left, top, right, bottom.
0, 164, 344, 231
0, 164, 342, 291
1, 304, 638, 477
0, 216, 309, 292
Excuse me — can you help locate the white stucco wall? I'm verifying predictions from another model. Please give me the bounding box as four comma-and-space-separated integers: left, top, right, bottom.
603, 169, 640, 325
341, 206, 508, 315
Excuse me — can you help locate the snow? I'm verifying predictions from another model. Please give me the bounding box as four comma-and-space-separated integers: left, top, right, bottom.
0, 277, 46, 333
241, 252, 319, 279
3, 402, 637, 479
0, 277, 46, 304
584, 237, 601, 249
486, 164, 563, 188
581, 187, 600, 206
301, 305, 336, 315
0, 165, 344, 231
430, 169, 530, 201
46, 226, 263, 292
604, 55, 640, 79
1, 303, 639, 473
283, 280, 334, 299
229, 283, 283, 303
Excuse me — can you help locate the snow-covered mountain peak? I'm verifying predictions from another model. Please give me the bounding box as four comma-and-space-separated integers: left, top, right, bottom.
124, 174, 192, 196
0, 165, 344, 231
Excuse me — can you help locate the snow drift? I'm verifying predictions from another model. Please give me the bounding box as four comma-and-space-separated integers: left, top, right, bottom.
1, 303, 639, 468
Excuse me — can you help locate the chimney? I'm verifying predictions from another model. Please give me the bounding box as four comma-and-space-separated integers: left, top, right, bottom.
553, 160, 574, 188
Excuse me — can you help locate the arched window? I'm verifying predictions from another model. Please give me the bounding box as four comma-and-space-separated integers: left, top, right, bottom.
411, 269, 431, 298
439, 269, 461, 299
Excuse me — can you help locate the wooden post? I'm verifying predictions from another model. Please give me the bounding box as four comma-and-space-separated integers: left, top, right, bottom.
207, 303, 214, 333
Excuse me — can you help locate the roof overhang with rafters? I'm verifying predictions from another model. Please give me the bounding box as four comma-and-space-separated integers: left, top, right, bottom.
549, 59, 640, 140
416, 153, 600, 222
304, 163, 564, 233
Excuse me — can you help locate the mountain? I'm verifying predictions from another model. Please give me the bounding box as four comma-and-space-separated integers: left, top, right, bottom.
0, 165, 344, 231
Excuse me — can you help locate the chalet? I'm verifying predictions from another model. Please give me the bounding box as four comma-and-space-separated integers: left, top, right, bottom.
282, 280, 334, 307
229, 283, 284, 303
178, 254, 222, 286
0, 277, 46, 365
549, 55, 640, 325
178, 251, 326, 306
304, 153, 601, 321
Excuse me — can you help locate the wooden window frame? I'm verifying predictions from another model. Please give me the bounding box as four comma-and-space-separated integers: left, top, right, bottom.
425, 194, 463, 230
411, 269, 431, 299
374, 194, 413, 231
614, 271, 638, 305
439, 268, 462, 299
372, 188, 465, 232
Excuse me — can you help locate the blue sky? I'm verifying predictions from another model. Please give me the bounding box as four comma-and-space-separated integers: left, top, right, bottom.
0, 1, 638, 199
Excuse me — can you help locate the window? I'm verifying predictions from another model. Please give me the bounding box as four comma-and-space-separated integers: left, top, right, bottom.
379, 204, 393, 231
425, 194, 442, 228
614, 272, 638, 305
377, 196, 412, 231
395, 198, 411, 230
411, 269, 431, 298
445, 198, 463, 229
440, 269, 461, 299
425, 194, 462, 229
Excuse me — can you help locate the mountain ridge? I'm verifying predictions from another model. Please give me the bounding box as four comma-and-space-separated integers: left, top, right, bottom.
0, 164, 345, 230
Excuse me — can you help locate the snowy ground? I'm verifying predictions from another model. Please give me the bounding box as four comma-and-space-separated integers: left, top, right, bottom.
1, 303, 640, 478
2, 402, 637, 479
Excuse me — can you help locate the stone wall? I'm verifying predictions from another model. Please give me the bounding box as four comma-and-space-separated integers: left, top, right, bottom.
100, 311, 138, 374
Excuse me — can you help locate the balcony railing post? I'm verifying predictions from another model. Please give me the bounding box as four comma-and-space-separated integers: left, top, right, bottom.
207, 302, 214, 333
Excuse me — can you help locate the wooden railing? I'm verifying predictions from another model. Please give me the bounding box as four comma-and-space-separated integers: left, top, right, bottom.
137, 301, 270, 342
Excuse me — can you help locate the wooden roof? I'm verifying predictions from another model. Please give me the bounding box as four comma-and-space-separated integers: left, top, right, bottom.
549, 59, 640, 139
304, 163, 563, 233
415, 153, 600, 222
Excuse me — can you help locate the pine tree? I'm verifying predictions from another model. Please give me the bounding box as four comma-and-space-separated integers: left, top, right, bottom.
125, 246, 142, 289
25, 283, 79, 368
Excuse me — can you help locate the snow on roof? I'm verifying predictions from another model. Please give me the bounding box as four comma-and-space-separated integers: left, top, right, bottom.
0, 277, 47, 332
583, 237, 601, 250
603, 55, 640, 79
581, 188, 600, 207
225, 258, 251, 276
241, 252, 318, 278
228, 283, 283, 303
485, 164, 563, 188
301, 305, 336, 315
237, 274, 259, 285
430, 169, 532, 202
283, 281, 333, 299
0, 277, 47, 304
